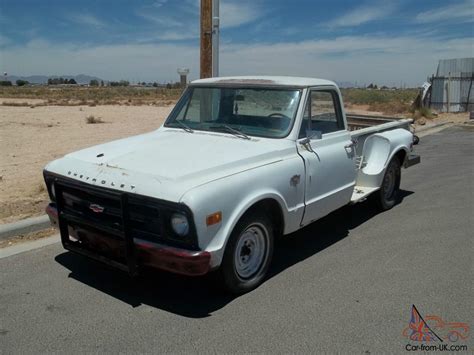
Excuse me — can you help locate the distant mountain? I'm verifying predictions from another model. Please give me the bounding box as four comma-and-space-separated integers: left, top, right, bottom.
4, 74, 103, 84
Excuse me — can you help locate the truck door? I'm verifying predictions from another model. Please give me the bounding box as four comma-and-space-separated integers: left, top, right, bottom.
297, 88, 356, 225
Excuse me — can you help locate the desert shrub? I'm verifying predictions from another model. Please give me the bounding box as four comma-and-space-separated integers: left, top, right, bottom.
85, 115, 104, 124
109, 80, 129, 87
0, 81, 12, 86
16, 80, 29, 86
419, 107, 433, 118
412, 107, 433, 120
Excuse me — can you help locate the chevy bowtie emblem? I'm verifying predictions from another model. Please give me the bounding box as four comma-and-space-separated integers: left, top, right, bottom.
89, 204, 105, 213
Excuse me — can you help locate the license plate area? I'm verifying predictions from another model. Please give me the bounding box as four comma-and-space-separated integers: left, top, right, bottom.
67, 224, 127, 264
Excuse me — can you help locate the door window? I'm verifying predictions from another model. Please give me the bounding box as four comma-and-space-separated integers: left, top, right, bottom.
299, 90, 344, 137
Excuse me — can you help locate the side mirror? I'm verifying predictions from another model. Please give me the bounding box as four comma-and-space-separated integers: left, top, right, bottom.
300, 130, 322, 145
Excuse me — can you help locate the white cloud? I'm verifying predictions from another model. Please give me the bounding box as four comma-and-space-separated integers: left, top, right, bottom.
1, 35, 472, 86
152, 0, 168, 8
325, 2, 397, 27
70, 14, 106, 29
136, 1, 264, 30
414, 0, 474, 23
151, 31, 198, 41
135, 11, 184, 27
220, 2, 264, 29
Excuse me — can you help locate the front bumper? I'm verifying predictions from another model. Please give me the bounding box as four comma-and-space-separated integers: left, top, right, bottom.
46, 203, 211, 276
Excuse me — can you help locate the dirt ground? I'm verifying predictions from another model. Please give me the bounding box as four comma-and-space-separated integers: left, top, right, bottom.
0, 101, 173, 224
0, 100, 470, 225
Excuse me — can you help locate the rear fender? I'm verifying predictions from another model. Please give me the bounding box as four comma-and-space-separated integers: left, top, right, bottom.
357, 128, 412, 188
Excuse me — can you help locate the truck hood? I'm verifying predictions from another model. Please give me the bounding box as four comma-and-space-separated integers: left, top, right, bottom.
45, 128, 290, 202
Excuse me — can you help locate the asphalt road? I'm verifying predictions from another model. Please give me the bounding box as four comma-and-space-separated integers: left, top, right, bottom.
1, 126, 473, 353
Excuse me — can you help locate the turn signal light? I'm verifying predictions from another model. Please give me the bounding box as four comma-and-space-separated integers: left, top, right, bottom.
206, 211, 222, 226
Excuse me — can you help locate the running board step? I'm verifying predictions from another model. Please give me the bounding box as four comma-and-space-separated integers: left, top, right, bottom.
350, 186, 379, 203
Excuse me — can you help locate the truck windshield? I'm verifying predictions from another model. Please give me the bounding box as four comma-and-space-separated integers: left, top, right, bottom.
164, 87, 301, 138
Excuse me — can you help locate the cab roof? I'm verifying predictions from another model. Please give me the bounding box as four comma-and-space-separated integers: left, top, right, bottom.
191, 76, 337, 88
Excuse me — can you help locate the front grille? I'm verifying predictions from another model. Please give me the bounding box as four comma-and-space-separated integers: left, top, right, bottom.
61, 184, 124, 232
50, 176, 198, 250
127, 199, 161, 236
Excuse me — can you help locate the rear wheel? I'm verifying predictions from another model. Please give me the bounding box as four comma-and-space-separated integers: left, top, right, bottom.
219, 212, 274, 294
373, 157, 401, 211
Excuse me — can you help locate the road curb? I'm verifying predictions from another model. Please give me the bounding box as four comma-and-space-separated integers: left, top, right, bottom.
415, 121, 452, 133
0, 234, 59, 259
0, 215, 51, 241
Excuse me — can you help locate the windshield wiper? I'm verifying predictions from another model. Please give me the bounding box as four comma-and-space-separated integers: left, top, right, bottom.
172, 120, 194, 133
209, 124, 250, 140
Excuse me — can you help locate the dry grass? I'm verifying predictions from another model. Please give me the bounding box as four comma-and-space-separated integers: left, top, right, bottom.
367, 101, 412, 115
0, 86, 183, 106
341, 88, 418, 116
85, 115, 104, 124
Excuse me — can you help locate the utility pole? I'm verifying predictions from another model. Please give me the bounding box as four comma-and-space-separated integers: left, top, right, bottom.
200, 0, 212, 79
212, 0, 220, 77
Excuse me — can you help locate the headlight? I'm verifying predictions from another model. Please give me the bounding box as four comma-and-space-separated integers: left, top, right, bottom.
171, 213, 189, 236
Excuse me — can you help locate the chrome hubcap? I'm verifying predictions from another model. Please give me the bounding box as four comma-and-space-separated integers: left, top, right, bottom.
234, 224, 268, 279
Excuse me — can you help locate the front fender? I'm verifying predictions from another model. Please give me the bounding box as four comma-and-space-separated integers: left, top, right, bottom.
208, 190, 288, 268
180, 156, 305, 268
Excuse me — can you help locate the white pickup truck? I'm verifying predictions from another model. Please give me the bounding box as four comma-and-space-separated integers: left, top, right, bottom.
44, 76, 420, 293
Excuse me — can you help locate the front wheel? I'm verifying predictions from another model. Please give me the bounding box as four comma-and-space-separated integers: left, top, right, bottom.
219, 212, 274, 294
372, 157, 401, 211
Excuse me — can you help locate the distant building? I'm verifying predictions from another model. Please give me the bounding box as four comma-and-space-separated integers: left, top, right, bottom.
177, 68, 189, 87
429, 58, 474, 113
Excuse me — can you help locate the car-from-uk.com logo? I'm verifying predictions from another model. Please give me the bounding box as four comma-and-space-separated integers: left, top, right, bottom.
403, 305, 469, 352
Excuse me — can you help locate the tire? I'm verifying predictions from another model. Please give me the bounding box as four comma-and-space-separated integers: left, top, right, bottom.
219, 212, 274, 294
373, 157, 401, 211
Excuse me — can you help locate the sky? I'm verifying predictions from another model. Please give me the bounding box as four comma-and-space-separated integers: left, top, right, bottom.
0, 0, 473, 86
